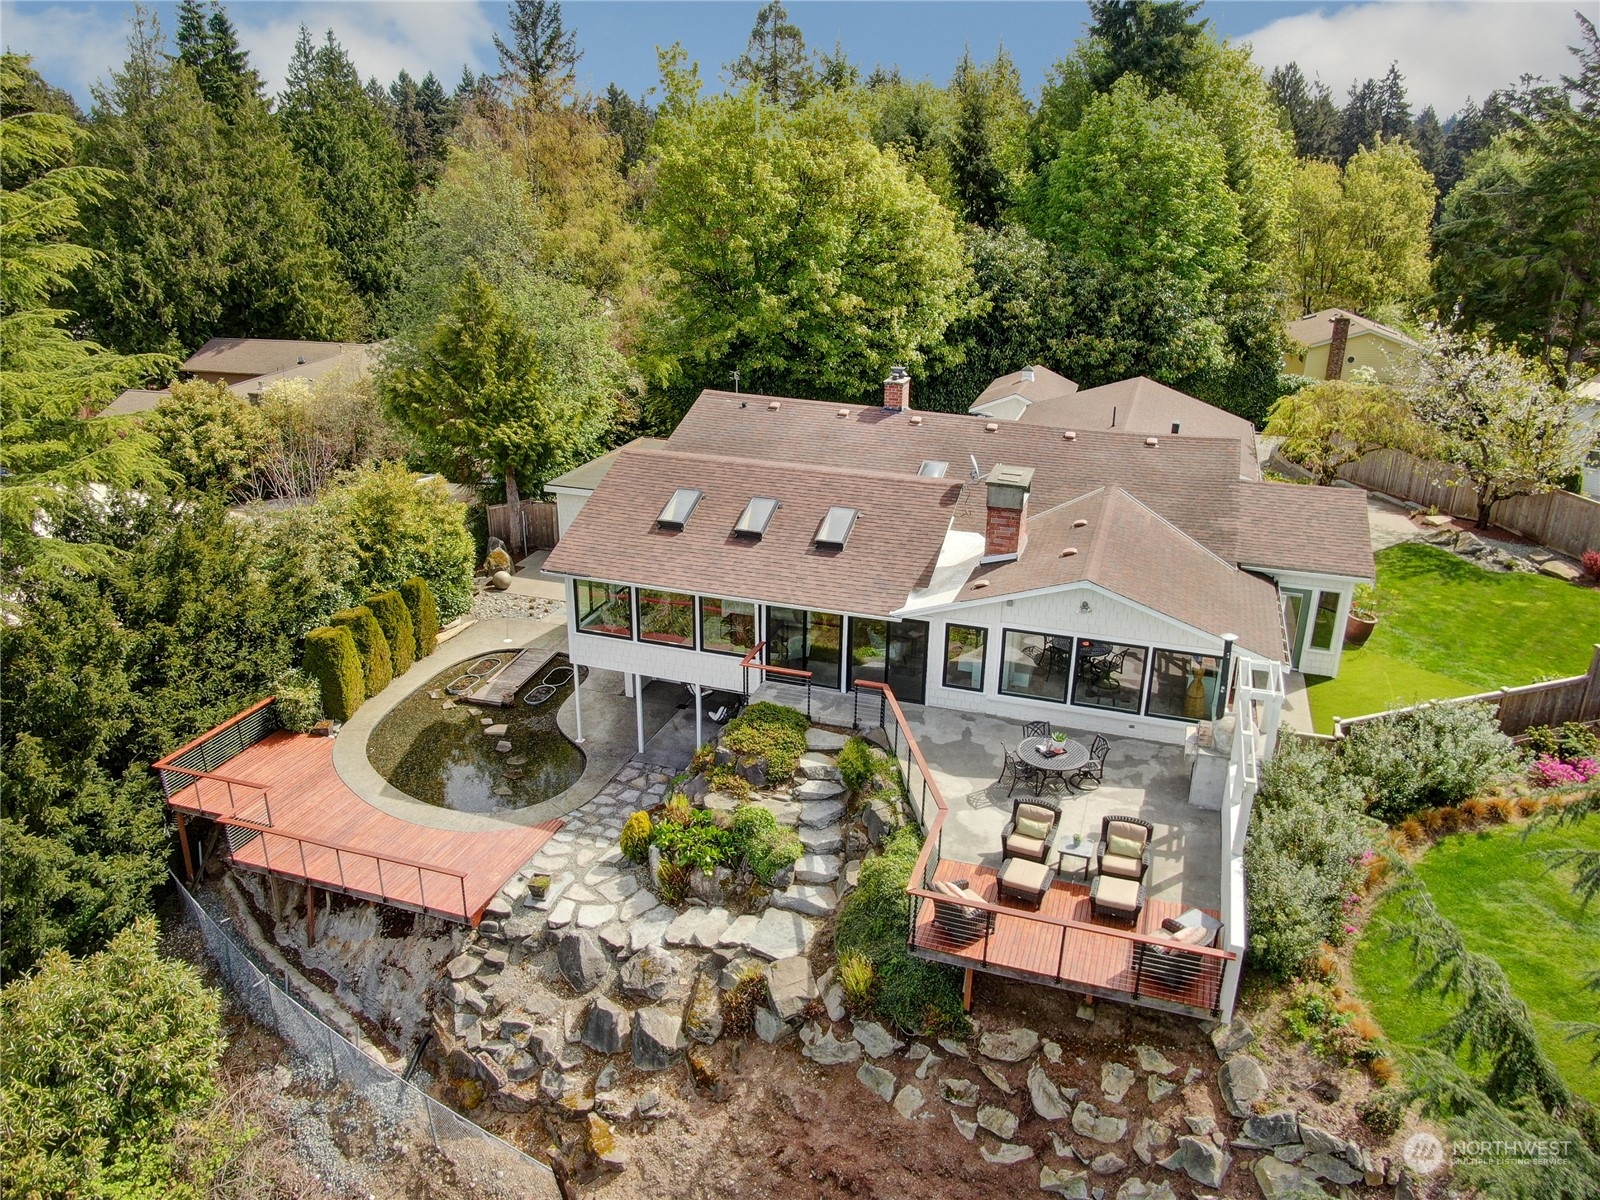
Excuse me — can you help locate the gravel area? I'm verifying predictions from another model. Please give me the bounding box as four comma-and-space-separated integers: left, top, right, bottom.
471, 589, 564, 623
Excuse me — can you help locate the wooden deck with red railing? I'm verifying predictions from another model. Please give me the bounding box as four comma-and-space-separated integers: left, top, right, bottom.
910, 860, 1228, 1014
158, 705, 559, 926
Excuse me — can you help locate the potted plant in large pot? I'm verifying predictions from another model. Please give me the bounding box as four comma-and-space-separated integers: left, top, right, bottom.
1345, 584, 1384, 647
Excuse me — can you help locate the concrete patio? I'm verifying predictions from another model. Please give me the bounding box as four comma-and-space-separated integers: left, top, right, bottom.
751, 684, 1222, 912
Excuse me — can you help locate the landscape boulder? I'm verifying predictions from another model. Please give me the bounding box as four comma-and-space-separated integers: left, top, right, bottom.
555, 930, 607, 993
765, 956, 818, 1022
581, 997, 631, 1055
631, 1007, 684, 1072
683, 974, 723, 1045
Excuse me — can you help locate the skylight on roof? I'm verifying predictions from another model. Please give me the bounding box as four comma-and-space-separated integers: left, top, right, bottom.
733, 496, 779, 539
656, 488, 702, 529
814, 506, 858, 549
918, 460, 949, 478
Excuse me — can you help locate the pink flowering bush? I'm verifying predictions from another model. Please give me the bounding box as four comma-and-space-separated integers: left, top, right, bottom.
1530, 755, 1600, 788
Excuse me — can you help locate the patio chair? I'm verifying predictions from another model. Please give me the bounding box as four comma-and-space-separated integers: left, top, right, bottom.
1137, 909, 1224, 993
928, 879, 990, 945
997, 747, 1041, 798
1070, 734, 1111, 790
1096, 814, 1154, 882
1002, 800, 1060, 863
1023, 720, 1052, 739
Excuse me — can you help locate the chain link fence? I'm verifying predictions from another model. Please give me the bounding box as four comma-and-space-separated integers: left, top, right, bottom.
173, 879, 556, 1197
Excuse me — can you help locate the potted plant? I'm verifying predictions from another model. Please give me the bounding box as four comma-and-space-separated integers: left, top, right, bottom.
1345, 584, 1384, 646
528, 874, 551, 900
1051, 730, 1069, 745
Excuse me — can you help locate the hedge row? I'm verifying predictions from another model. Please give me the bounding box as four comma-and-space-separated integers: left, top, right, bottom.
296, 577, 440, 725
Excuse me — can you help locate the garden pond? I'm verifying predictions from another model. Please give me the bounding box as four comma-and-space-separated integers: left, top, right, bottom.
366, 651, 585, 813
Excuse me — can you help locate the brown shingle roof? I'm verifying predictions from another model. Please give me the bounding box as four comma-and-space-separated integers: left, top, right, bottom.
1285, 309, 1416, 350
95, 389, 170, 418
1016, 376, 1259, 478
180, 338, 363, 377
542, 445, 960, 617
666, 391, 1248, 561
1233, 482, 1375, 579
971, 364, 1079, 408
954, 489, 1285, 659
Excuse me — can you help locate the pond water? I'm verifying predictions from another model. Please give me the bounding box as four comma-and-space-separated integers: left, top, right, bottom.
366, 652, 586, 813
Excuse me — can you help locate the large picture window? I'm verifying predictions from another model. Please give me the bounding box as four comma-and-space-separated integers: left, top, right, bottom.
575, 579, 633, 639
1070, 639, 1147, 713
700, 597, 756, 656
943, 625, 987, 691
998, 630, 1070, 703
638, 588, 697, 647
1145, 651, 1220, 721
1309, 591, 1341, 651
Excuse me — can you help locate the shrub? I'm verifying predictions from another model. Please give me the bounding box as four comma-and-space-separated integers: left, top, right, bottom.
719, 701, 810, 778
1369, 1055, 1398, 1086
657, 861, 688, 905
366, 590, 416, 676
1530, 755, 1600, 788
0, 920, 229, 1195
651, 810, 737, 875
1245, 737, 1377, 980
1340, 702, 1518, 823
837, 736, 877, 796
302, 625, 365, 721
1583, 549, 1600, 579
721, 962, 768, 1037
1523, 721, 1600, 764
329, 605, 393, 696
837, 950, 875, 1013
731, 804, 802, 885
834, 825, 969, 1036
400, 576, 439, 657
620, 811, 652, 864
272, 668, 322, 732
1357, 1089, 1406, 1136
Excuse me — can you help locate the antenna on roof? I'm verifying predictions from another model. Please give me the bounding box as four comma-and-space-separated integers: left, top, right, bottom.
730, 369, 740, 394
969, 454, 981, 480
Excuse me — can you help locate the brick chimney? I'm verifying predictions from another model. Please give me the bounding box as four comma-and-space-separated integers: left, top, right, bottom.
883, 364, 911, 411
981, 464, 1034, 563
1324, 314, 1351, 381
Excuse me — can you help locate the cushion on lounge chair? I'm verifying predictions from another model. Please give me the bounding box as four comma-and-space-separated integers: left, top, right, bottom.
932, 881, 983, 921
954, 885, 990, 908
1004, 834, 1048, 859
1100, 854, 1144, 880
1165, 925, 1213, 947
1105, 832, 1145, 860
1015, 814, 1053, 841
1106, 820, 1149, 847
1015, 803, 1056, 827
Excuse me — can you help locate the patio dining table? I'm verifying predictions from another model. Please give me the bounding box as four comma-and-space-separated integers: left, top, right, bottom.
1017, 735, 1090, 795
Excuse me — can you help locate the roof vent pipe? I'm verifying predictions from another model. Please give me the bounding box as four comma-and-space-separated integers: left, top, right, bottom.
969, 454, 981, 480
1022, 365, 1035, 383
1111, 405, 1116, 428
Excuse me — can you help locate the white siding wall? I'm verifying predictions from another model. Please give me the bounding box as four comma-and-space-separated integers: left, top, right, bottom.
919, 584, 1226, 745
1266, 572, 1356, 677
552, 489, 590, 539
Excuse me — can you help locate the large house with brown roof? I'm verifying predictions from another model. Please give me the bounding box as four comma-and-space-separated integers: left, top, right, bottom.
543, 369, 1372, 744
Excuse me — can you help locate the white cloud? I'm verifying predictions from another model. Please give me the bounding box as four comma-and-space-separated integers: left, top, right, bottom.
1, 3, 133, 101
1242, 1, 1583, 115
238, 1, 499, 96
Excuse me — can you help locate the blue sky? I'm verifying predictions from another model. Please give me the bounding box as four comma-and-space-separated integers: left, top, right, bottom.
2, 1, 1586, 117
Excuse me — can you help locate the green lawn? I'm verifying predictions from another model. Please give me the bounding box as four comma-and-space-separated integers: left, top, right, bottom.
1305, 543, 1600, 732
1352, 821, 1600, 1104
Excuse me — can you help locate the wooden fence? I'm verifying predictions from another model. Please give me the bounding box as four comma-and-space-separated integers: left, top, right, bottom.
1329, 448, 1600, 560
485, 500, 559, 559
1329, 644, 1600, 739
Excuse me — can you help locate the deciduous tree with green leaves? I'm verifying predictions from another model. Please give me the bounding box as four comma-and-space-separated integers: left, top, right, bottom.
1399, 325, 1587, 527
644, 84, 972, 422
1264, 378, 1424, 484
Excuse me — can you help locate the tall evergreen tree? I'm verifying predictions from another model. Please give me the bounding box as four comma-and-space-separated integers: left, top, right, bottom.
174, 1, 257, 117
494, 0, 580, 108
71, 14, 359, 357
597, 83, 654, 175
1338, 76, 1383, 163
948, 47, 1031, 227
1268, 61, 1341, 160
1085, 0, 1209, 96
279, 26, 410, 322
1377, 61, 1412, 141
727, 1, 815, 108
387, 69, 448, 188
1410, 105, 1445, 180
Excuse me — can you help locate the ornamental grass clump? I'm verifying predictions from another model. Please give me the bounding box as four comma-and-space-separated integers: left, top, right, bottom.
721, 961, 768, 1037
731, 804, 801, 885
837, 950, 875, 1014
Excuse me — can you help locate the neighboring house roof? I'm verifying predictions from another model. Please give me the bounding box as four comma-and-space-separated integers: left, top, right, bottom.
180, 338, 363, 378
547, 438, 667, 493
949, 488, 1285, 659
1233, 482, 1375, 580
231, 343, 377, 398
970, 365, 1078, 412
1016, 376, 1260, 479
1285, 309, 1417, 350
96, 389, 170, 418
542, 445, 961, 617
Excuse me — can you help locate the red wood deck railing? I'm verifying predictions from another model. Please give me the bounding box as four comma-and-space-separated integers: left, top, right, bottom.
153, 697, 279, 825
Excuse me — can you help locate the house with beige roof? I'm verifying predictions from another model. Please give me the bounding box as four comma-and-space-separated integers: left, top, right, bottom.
544, 367, 1372, 748
92, 338, 378, 419
1283, 309, 1416, 383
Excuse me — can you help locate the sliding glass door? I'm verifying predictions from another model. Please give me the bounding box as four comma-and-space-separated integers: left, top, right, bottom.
765, 608, 843, 688
846, 617, 929, 704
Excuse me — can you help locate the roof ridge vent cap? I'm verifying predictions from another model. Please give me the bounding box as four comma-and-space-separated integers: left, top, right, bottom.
1060, 547, 1078, 557
1072, 519, 1087, 528
767, 400, 781, 411
1145, 436, 1159, 447
1062, 431, 1076, 441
